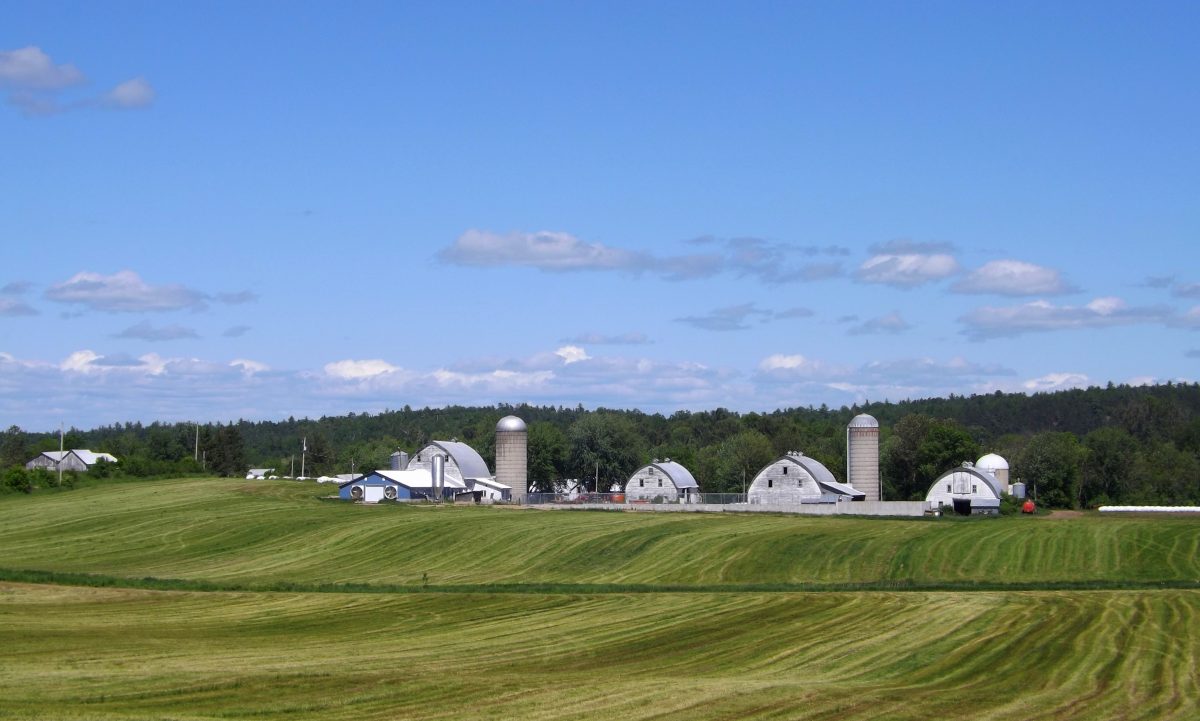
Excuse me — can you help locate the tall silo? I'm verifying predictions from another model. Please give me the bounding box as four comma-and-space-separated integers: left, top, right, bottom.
495, 416, 528, 501
976, 453, 1010, 495
846, 414, 880, 501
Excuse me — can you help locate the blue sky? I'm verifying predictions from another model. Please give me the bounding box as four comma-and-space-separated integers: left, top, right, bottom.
2, 1, 1198, 430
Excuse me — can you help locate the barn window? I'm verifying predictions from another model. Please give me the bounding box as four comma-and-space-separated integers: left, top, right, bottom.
946, 484, 951, 492
658, 479, 662, 487
783, 466, 788, 475
972, 484, 977, 493
639, 479, 644, 487
768, 479, 773, 488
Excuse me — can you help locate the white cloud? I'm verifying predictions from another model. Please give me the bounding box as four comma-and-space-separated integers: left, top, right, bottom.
1126, 375, 1157, 387
952, 259, 1074, 296
439, 230, 642, 271
230, 359, 269, 374
431, 368, 555, 390
102, 77, 155, 108
2, 46, 152, 116
855, 240, 959, 288
1170, 306, 1200, 329
0, 298, 38, 316
323, 359, 400, 380
857, 253, 959, 287
0, 46, 84, 89
46, 270, 208, 313
960, 297, 1171, 340
847, 311, 911, 335
113, 321, 199, 341
1023, 372, 1090, 393
554, 345, 590, 364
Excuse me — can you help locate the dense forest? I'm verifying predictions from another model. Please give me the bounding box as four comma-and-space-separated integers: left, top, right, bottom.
4, 382, 1200, 508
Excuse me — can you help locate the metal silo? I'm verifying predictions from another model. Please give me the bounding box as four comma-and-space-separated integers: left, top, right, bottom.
495, 415, 528, 501
846, 414, 880, 501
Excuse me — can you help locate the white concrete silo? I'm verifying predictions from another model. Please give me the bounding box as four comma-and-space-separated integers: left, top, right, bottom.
976, 453, 1010, 495
495, 416, 528, 501
846, 414, 881, 501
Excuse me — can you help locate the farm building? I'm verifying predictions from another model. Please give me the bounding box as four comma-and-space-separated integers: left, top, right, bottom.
338, 469, 465, 503
846, 414, 881, 501
26, 449, 118, 472
925, 462, 1003, 515
748, 452, 866, 504
406, 440, 493, 486
975, 453, 1010, 494
246, 468, 275, 479
624, 460, 699, 502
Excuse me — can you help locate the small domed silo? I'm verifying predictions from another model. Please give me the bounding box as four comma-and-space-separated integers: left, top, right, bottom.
495, 416, 528, 501
847, 414, 880, 501
976, 453, 1010, 495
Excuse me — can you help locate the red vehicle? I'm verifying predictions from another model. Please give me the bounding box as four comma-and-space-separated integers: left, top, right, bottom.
1022, 500, 1036, 514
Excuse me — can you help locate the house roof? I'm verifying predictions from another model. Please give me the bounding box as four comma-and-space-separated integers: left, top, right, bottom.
38, 449, 118, 465
427, 440, 492, 480
370, 469, 467, 490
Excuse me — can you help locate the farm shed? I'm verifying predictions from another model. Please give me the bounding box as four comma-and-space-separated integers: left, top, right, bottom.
26, 450, 118, 472
338, 469, 465, 503
625, 460, 699, 502
748, 452, 865, 504
925, 462, 1003, 515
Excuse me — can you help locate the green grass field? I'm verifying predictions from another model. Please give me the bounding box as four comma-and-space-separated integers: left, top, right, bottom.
1, 478, 1198, 719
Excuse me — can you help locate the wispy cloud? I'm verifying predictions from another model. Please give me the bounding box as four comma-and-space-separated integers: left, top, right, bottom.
323, 359, 403, 380
438, 230, 644, 271
562, 331, 651, 345
222, 325, 252, 338
1023, 372, 1090, 393
676, 303, 772, 331
215, 290, 258, 305
959, 297, 1172, 340
46, 270, 208, 313
1, 281, 33, 295
440, 230, 847, 284
952, 259, 1076, 296
1, 46, 153, 116
855, 239, 960, 288
102, 77, 154, 108
847, 311, 911, 336
0, 46, 84, 89
0, 298, 39, 317
676, 303, 817, 332
113, 321, 200, 341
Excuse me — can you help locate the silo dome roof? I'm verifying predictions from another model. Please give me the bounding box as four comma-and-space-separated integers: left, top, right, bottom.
976, 453, 1009, 471
848, 413, 879, 428
496, 415, 527, 432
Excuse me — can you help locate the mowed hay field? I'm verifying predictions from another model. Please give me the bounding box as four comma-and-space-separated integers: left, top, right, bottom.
2, 477, 1199, 588
2, 478, 1199, 720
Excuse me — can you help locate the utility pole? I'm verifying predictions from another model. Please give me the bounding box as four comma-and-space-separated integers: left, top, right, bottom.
194, 424, 199, 462
290, 455, 294, 478
300, 436, 306, 478
595, 459, 599, 494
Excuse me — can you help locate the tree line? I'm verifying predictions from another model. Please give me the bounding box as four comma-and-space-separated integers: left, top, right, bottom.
3, 381, 1199, 507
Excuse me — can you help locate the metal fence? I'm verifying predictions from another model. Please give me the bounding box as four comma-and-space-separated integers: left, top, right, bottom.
523, 492, 748, 506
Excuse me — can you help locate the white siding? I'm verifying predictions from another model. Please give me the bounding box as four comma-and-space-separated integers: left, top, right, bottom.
625, 465, 686, 502
407, 444, 466, 486
747, 459, 825, 504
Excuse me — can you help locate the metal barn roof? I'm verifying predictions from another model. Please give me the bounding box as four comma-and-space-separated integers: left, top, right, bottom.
428, 440, 492, 480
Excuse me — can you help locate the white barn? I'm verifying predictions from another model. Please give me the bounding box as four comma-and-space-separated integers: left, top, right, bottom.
624, 460, 699, 502
748, 452, 865, 504
405, 439, 510, 500
26, 450, 118, 472
925, 462, 1003, 515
